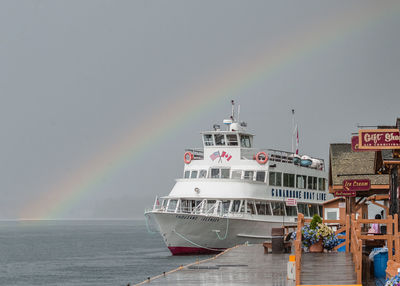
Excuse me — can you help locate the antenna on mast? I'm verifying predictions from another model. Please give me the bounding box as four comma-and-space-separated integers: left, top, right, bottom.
237, 104, 240, 122
231, 100, 235, 121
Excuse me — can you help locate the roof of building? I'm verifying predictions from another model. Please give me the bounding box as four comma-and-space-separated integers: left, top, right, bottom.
329, 143, 389, 186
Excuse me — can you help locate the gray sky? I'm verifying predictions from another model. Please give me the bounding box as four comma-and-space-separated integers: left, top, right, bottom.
1, 0, 399, 219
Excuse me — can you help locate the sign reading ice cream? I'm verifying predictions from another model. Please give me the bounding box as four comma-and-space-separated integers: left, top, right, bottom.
343, 179, 370, 191
358, 129, 400, 149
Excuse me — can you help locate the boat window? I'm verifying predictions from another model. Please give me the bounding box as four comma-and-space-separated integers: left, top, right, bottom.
246, 201, 256, 214
285, 205, 298, 216
269, 172, 282, 186
221, 168, 230, 179
283, 173, 295, 188
309, 204, 319, 216
226, 134, 238, 146
199, 170, 207, 178
240, 135, 251, 148
297, 203, 310, 217
256, 171, 266, 182
296, 175, 307, 189
244, 171, 254, 180
255, 201, 272, 215
184, 171, 190, 179
318, 178, 326, 191
162, 199, 168, 208
307, 176, 317, 190
231, 170, 242, 179
206, 200, 216, 212
203, 134, 214, 146
191, 170, 198, 179
210, 168, 220, 178
232, 200, 241, 212
168, 200, 177, 212
222, 200, 230, 214
214, 134, 226, 146
271, 201, 285, 216
240, 201, 246, 213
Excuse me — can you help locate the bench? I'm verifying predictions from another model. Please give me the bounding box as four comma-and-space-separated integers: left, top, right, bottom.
263, 242, 291, 254
385, 259, 400, 278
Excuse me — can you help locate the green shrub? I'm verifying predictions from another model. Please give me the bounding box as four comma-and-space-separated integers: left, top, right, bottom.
310, 214, 322, 229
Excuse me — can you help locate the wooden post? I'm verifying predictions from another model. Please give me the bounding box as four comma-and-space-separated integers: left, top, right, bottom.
388, 215, 393, 261
295, 213, 304, 286
357, 238, 362, 284
346, 214, 350, 253
395, 213, 400, 262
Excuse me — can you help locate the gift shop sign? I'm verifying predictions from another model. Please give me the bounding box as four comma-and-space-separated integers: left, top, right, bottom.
358, 129, 400, 149
351, 136, 379, 152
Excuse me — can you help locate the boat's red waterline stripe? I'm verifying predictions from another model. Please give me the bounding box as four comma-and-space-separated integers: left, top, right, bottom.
168, 246, 226, 255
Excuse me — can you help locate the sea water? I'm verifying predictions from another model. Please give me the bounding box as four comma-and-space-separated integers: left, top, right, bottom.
0, 220, 207, 285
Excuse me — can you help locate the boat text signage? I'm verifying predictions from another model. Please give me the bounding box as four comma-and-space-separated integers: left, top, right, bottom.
271, 188, 327, 201
343, 179, 370, 191
285, 198, 297, 206
358, 129, 400, 149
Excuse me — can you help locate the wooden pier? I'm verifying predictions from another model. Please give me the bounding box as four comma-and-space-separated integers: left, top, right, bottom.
135, 244, 295, 286
301, 252, 357, 285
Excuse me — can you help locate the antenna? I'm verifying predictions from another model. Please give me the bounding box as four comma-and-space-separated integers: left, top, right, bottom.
231, 100, 235, 121
237, 105, 240, 122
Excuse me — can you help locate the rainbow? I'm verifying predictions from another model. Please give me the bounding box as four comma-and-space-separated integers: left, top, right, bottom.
19, 3, 400, 219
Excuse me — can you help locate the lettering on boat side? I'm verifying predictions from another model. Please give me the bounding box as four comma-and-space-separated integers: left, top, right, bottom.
271, 188, 326, 201
174, 215, 220, 222
175, 215, 198, 220
200, 217, 220, 222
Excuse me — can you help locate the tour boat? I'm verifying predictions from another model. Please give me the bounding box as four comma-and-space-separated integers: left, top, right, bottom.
144, 102, 330, 255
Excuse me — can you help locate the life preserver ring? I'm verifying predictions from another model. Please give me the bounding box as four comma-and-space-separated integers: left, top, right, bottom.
184, 152, 193, 164
255, 151, 268, 164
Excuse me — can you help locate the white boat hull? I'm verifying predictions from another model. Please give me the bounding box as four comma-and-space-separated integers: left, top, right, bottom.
145, 211, 294, 255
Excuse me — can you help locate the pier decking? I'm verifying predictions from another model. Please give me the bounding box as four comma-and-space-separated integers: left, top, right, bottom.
136, 244, 295, 286
300, 252, 357, 285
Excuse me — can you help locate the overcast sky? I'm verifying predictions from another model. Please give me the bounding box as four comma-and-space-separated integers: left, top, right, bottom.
1, 0, 399, 219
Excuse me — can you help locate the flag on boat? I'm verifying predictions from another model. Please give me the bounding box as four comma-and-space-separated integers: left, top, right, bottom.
210, 151, 220, 161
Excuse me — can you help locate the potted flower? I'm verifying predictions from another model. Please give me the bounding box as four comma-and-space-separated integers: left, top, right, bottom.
292, 214, 339, 252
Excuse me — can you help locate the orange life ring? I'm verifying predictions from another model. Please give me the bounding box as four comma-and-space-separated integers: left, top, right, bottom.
255, 151, 268, 164
184, 152, 193, 164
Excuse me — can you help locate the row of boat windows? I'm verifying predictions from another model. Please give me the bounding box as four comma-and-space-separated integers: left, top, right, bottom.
183, 169, 326, 191
203, 134, 252, 148
162, 199, 322, 217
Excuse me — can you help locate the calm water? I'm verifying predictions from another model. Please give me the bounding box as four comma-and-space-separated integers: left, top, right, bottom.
0, 220, 208, 286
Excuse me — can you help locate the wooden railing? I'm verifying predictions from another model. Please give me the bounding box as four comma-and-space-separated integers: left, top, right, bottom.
295, 212, 400, 284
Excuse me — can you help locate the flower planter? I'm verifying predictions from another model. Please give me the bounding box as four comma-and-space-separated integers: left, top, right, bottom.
309, 240, 324, 253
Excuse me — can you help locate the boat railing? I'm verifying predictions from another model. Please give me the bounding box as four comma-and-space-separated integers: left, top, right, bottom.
185, 148, 204, 160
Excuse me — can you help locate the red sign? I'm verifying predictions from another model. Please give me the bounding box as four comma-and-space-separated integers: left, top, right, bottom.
343, 179, 370, 191
358, 129, 400, 149
335, 190, 356, 197
351, 136, 379, 152
285, 198, 297, 206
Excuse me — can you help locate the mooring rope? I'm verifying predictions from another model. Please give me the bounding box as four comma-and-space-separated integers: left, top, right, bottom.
172, 229, 223, 251
144, 214, 158, 234
215, 217, 229, 240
